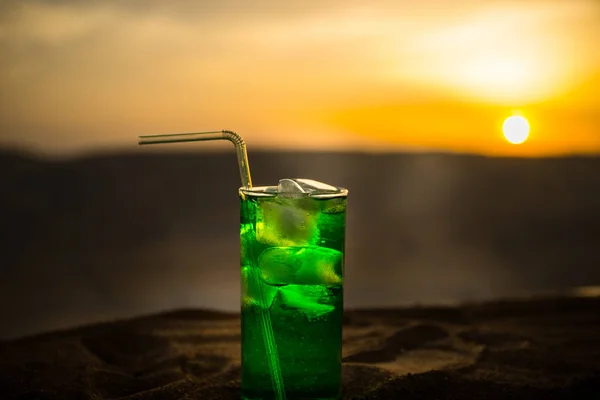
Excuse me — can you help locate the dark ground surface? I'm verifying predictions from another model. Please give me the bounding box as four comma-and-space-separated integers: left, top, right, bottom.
1, 150, 600, 339
1, 296, 599, 399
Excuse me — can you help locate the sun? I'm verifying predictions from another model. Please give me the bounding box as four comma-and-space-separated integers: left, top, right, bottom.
503, 116, 530, 145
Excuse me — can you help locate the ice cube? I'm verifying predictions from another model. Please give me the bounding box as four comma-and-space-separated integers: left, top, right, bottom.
258, 247, 300, 286
320, 197, 347, 214
255, 197, 320, 247
277, 178, 307, 196
258, 246, 343, 286
254, 179, 341, 247
293, 179, 345, 213
293, 247, 343, 285
277, 284, 336, 321
294, 179, 339, 193
241, 265, 279, 309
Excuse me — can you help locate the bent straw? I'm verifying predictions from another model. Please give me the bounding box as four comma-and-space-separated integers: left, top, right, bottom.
139, 130, 252, 188
138, 130, 285, 399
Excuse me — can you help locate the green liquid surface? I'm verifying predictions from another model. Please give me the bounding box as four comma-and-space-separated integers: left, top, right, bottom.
240, 190, 346, 400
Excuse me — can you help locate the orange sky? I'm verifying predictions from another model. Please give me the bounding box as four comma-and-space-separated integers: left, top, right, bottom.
0, 0, 598, 156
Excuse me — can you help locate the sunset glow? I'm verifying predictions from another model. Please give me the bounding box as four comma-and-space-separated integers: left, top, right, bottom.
0, 1, 598, 156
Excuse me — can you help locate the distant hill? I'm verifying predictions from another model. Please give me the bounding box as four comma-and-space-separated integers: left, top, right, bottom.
1, 149, 600, 339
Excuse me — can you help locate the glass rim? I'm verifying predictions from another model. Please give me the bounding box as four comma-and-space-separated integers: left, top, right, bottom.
239, 185, 348, 199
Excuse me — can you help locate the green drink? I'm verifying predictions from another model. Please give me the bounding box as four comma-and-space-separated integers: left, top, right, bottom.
240, 179, 347, 400
138, 131, 347, 399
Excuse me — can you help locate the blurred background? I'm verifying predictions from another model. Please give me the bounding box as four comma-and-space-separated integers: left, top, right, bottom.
1, 0, 599, 339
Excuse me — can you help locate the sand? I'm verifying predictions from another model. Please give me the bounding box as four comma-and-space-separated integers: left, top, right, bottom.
1, 296, 599, 399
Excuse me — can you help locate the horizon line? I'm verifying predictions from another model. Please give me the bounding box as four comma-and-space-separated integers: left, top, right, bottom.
1, 143, 599, 162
